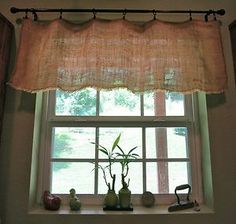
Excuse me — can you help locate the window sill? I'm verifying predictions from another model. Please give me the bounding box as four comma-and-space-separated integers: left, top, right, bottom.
29, 204, 214, 215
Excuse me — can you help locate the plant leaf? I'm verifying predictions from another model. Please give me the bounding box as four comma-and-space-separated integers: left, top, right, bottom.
130, 153, 139, 158
129, 155, 139, 159
91, 142, 108, 152
114, 152, 123, 157
128, 146, 138, 155
112, 133, 121, 151
90, 163, 103, 172
117, 145, 125, 155
98, 148, 109, 156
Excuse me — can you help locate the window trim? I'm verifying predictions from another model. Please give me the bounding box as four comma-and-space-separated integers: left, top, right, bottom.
36, 90, 203, 205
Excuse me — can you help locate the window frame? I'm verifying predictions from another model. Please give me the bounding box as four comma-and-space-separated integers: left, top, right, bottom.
36, 90, 203, 205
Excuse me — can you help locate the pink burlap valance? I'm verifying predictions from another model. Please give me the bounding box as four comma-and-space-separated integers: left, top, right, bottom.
9, 18, 227, 93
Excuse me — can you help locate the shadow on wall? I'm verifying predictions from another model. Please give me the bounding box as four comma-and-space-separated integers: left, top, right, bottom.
18, 91, 36, 112
206, 92, 226, 108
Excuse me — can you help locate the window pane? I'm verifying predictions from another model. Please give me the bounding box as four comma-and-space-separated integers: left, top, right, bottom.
98, 128, 142, 159
168, 162, 190, 193
52, 127, 96, 159
128, 162, 143, 194
55, 88, 96, 116
100, 89, 140, 116
144, 91, 185, 116
51, 162, 94, 194
143, 92, 155, 116
146, 127, 188, 158
146, 162, 190, 193
98, 162, 142, 194
146, 162, 158, 193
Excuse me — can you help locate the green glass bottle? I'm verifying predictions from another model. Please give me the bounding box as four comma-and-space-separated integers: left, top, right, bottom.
104, 189, 118, 208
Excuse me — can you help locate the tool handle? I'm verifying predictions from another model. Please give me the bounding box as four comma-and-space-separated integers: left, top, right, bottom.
175, 184, 191, 191
174, 184, 191, 204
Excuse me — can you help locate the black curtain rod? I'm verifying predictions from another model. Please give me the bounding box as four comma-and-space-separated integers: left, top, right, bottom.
10, 7, 225, 22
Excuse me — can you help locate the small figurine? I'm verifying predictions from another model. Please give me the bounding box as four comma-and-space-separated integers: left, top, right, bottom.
69, 188, 81, 211
43, 190, 61, 211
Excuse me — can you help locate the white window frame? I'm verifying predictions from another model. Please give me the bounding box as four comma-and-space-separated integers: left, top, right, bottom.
36, 90, 203, 206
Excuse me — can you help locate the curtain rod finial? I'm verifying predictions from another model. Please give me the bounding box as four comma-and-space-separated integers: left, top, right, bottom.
217, 9, 225, 16
10, 7, 18, 13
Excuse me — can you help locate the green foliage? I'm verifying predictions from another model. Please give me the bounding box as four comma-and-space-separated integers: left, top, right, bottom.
53, 162, 68, 172
56, 89, 184, 117
165, 92, 184, 102
101, 134, 139, 188
92, 133, 121, 161
56, 89, 96, 116
174, 127, 187, 136
70, 89, 96, 115
91, 134, 121, 190
115, 144, 139, 188
53, 133, 72, 157
114, 89, 138, 109
91, 133, 139, 189
53, 133, 72, 171
56, 91, 68, 114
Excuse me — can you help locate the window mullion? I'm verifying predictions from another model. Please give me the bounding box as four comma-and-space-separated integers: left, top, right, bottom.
184, 94, 193, 121
96, 90, 100, 117
94, 90, 100, 194
142, 127, 147, 192
48, 90, 56, 119
140, 93, 144, 116
141, 93, 146, 192
94, 127, 99, 194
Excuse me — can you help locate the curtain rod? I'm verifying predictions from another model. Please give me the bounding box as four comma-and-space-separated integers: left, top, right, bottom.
10, 7, 225, 22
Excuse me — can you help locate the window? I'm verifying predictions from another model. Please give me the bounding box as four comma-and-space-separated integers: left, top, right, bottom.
38, 88, 202, 205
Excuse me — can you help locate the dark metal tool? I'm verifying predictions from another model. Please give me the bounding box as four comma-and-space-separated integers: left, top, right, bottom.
168, 184, 194, 212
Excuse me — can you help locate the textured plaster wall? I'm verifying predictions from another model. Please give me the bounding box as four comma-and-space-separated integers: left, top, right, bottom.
0, 1, 235, 224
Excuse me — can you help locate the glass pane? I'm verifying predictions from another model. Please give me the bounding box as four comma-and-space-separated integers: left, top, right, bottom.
52, 127, 96, 159
146, 162, 190, 193
146, 127, 188, 159
51, 162, 94, 194
128, 162, 143, 194
146, 162, 158, 193
98, 128, 142, 159
168, 162, 190, 193
100, 89, 140, 116
98, 162, 142, 194
55, 88, 97, 116
166, 92, 185, 116
143, 92, 155, 116
144, 91, 185, 116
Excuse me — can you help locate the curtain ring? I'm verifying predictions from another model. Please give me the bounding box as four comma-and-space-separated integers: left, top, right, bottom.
189, 10, 192, 21
32, 10, 38, 21
153, 9, 157, 20
205, 10, 212, 22
92, 8, 97, 19
205, 12, 209, 22
123, 9, 127, 20
213, 12, 217, 20
23, 10, 28, 19
59, 9, 63, 19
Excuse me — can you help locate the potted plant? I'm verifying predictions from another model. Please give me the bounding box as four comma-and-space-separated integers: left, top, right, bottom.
115, 143, 139, 209
91, 134, 121, 208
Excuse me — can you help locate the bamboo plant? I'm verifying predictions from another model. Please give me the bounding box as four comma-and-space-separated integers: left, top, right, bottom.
115, 143, 139, 188
91, 134, 121, 191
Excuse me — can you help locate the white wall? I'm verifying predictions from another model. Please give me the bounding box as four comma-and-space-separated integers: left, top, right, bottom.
0, 1, 235, 224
